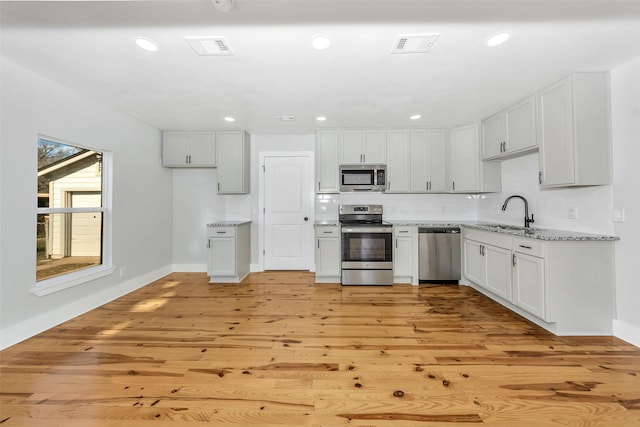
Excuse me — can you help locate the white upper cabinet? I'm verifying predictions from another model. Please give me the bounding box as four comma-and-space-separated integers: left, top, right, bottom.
216, 130, 250, 194
385, 129, 410, 193
482, 96, 537, 160
339, 129, 386, 164
315, 130, 339, 194
410, 129, 447, 193
449, 123, 502, 193
537, 73, 612, 187
162, 131, 216, 167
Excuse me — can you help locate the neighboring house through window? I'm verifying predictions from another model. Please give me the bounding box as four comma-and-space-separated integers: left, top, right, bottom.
35, 136, 112, 294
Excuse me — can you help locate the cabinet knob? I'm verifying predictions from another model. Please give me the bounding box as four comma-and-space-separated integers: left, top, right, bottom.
304, 217, 309, 221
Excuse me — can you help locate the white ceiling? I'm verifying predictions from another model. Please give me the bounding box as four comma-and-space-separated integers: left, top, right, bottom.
2, 0, 640, 134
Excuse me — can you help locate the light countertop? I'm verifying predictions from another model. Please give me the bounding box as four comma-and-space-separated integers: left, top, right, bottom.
207, 221, 251, 227
387, 220, 619, 241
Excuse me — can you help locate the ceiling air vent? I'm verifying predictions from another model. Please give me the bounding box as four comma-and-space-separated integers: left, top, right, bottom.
185, 36, 234, 56
391, 33, 439, 54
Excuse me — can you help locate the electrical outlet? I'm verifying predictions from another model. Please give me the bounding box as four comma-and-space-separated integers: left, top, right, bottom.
613, 209, 625, 223
568, 207, 578, 219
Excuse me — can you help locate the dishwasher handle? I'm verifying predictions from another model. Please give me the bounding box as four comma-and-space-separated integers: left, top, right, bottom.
418, 227, 460, 234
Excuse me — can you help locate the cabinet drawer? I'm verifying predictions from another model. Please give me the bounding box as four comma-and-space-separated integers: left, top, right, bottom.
512, 237, 544, 257
315, 227, 340, 238
394, 226, 414, 236
208, 227, 236, 238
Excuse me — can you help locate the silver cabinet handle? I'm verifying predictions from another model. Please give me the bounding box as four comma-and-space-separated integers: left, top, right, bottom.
539, 171, 543, 184
512, 254, 516, 266
519, 244, 532, 250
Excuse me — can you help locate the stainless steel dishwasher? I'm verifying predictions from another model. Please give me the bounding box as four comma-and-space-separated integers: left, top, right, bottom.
418, 227, 461, 283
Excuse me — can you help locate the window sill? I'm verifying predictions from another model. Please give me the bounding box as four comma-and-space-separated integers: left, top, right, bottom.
30, 265, 117, 296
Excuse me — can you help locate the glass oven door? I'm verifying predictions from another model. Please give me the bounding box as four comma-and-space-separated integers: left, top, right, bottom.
341, 227, 392, 268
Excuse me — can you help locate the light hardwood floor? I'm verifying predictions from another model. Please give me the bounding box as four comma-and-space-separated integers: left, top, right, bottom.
1, 271, 639, 426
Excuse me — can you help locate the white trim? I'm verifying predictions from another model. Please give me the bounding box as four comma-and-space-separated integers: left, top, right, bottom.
31, 265, 117, 296
613, 319, 640, 347
258, 151, 315, 271
39, 207, 103, 214
3, 266, 172, 350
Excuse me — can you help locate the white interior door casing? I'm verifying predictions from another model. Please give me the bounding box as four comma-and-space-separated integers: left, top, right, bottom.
263, 154, 314, 270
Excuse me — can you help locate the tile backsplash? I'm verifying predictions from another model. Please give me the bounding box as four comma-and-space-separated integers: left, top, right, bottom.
317, 153, 615, 236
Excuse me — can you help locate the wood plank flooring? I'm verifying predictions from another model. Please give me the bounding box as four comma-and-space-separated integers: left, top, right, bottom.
1, 271, 639, 426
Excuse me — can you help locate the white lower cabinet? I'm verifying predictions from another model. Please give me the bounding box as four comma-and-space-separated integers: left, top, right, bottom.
207, 223, 250, 283
462, 228, 615, 335
463, 235, 511, 301
512, 251, 545, 319
315, 226, 341, 283
393, 225, 417, 284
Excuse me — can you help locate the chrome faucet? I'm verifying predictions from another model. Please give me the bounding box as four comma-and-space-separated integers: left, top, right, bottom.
501, 195, 535, 229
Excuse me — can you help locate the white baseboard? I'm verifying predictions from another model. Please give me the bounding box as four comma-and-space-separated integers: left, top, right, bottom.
171, 263, 207, 273
613, 319, 640, 347
0, 266, 171, 350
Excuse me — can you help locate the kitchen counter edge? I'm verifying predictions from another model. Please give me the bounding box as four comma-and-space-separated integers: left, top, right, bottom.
207, 221, 252, 227
387, 221, 619, 241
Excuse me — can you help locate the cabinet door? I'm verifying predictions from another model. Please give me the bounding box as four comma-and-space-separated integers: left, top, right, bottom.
208, 237, 236, 276
450, 124, 480, 192
538, 77, 575, 186
428, 130, 447, 192
506, 96, 536, 154
410, 129, 429, 192
162, 131, 189, 166
481, 112, 506, 159
216, 131, 248, 193
316, 130, 339, 193
362, 130, 386, 164
189, 131, 216, 166
484, 245, 512, 300
512, 252, 546, 319
316, 237, 341, 278
393, 236, 413, 278
386, 130, 410, 192
463, 239, 485, 286
340, 130, 363, 163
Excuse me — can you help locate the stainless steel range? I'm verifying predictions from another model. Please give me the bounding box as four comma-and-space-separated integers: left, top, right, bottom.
339, 204, 393, 286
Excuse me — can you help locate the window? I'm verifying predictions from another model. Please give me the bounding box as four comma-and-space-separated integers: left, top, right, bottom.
35, 136, 112, 293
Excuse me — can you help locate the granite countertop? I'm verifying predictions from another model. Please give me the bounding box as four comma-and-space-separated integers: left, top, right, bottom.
207, 220, 251, 227
314, 220, 340, 227
387, 220, 620, 241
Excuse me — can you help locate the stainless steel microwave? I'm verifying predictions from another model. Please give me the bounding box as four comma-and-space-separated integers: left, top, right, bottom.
339, 164, 387, 192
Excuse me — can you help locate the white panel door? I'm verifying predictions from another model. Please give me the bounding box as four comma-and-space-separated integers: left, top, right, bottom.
264, 155, 313, 270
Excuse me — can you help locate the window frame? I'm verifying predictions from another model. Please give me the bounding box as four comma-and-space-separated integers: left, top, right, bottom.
32, 135, 114, 296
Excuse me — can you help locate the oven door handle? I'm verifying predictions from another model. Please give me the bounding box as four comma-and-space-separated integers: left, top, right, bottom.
341, 227, 393, 233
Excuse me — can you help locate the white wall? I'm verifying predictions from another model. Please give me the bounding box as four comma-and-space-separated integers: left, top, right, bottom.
477, 153, 613, 235
611, 56, 640, 346
0, 58, 173, 349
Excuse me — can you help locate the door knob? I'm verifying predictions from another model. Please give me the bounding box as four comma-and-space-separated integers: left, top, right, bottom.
304, 217, 309, 221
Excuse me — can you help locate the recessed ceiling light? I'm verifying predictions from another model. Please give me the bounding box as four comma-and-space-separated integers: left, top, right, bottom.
410, 114, 422, 120
316, 116, 327, 121
311, 34, 331, 50
486, 32, 511, 47
224, 116, 235, 122
135, 37, 159, 52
